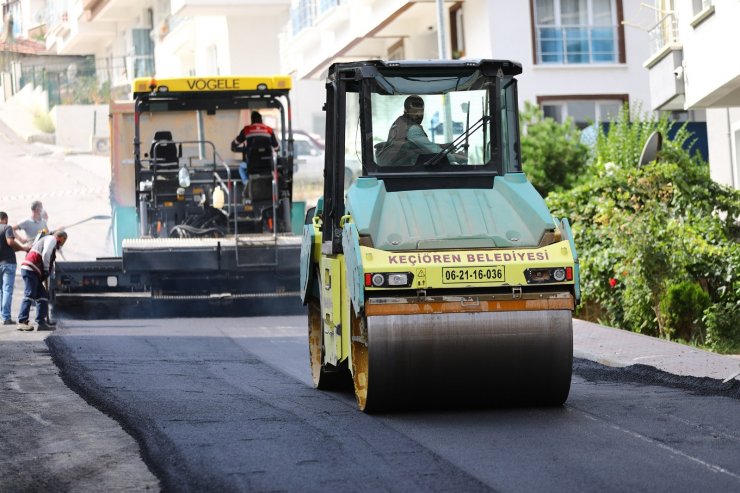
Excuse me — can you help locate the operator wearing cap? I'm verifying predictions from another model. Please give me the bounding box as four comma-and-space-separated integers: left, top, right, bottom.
377, 96, 454, 166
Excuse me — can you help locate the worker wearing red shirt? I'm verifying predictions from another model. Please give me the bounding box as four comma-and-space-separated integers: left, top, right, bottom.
231, 111, 279, 185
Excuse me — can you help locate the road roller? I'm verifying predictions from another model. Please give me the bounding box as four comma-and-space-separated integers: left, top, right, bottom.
300, 59, 580, 411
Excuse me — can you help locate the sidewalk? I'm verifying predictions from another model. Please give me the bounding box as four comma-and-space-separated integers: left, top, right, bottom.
574, 319, 740, 382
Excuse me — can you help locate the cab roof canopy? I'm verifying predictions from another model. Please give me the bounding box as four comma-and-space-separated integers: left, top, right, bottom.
328, 59, 522, 82
132, 75, 292, 113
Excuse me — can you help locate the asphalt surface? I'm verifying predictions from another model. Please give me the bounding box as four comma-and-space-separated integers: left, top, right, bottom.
38, 316, 740, 493
0, 334, 158, 492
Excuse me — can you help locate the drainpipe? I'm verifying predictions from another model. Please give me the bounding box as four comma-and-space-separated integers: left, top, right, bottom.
436, 0, 448, 59
727, 108, 737, 189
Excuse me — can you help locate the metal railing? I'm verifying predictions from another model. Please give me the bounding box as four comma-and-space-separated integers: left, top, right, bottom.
290, 0, 347, 36
648, 12, 679, 55
6, 54, 156, 107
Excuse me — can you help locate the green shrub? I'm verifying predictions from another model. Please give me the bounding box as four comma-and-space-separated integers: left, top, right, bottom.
519, 101, 589, 196
704, 284, 740, 353
548, 105, 740, 350
659, 281, 710, 342
33, 111, 55, 133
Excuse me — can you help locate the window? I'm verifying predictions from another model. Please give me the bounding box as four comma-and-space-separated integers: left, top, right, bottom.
534, 0, 620, 64
538, 97, 624, 129
371, 89, 493, 167
692, 0, 713, 15
291, 0, 315, 35
3, 0, 22, 38
131, 28, 155, 78
689, 0, 714, 28
450, 3, 465, 59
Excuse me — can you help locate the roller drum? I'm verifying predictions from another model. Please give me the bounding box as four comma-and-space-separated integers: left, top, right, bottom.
358, 310, 573, 411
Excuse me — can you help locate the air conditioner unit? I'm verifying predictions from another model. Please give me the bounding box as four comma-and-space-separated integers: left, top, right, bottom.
90, 135, 110, 154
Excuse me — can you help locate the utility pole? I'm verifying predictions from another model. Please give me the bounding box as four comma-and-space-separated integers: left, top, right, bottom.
435, 0, 448, 59
436, 0, 453, 142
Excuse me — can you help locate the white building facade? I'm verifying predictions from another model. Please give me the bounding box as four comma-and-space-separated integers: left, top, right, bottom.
39, 0, 321, 131
28, 1, 663, 143
644, 0, 739, 188
281, 0, 654, 132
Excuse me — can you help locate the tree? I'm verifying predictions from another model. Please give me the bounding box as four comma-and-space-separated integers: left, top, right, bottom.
519, 101, 589, 196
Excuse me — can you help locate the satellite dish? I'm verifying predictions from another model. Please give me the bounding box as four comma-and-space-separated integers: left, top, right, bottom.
638, 130, 662, 166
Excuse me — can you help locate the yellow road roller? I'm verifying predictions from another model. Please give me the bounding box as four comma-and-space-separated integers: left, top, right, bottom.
300, 59, 580, 411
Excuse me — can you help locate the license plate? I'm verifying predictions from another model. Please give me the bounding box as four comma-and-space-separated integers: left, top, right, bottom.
442, 266, 505, 284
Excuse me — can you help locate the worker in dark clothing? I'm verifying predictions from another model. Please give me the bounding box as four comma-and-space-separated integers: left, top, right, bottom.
378, 95, 444, 166
231, 111, 279, 185
17, 230, 67, 331
1, 211, 30, 325
378, 95, 467, 166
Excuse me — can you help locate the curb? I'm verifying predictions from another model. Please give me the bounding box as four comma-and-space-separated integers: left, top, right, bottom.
573, 319, 740, 383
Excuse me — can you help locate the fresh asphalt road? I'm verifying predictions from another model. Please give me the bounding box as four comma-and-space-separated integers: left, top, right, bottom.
43, 316, 740, 493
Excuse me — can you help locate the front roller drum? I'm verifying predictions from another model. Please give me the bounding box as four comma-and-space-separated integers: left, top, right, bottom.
351, 310, 573, 412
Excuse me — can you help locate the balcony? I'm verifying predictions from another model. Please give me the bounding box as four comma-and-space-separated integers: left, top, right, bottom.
45, 0, 117, 55
283, 0, 458, 80
81, 0, 154, 22
290, 0, 348, 36
170, 0, 290, 17
643, 12, 684, 110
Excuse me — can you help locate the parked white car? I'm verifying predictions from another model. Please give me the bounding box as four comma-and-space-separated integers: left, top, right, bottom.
293, 132, 362, 187
293, 133, 324, 182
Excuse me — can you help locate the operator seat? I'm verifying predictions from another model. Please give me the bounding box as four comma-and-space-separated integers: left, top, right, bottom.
245, 135, 276, 202
149, 131, 180, 206
150, 131, 179, 168
246, 135, 274, 174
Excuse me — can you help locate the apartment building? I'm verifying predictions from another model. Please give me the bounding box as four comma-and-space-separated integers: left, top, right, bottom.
20, 0, 701, 157
644, 0, 739, 188
36, 0, 321, 130
41, 0, 288, 82
281, 0, 654, 132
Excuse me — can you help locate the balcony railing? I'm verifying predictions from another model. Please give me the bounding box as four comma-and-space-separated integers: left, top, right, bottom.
648, 12, 679, 55
290, 0, 346, 36
536, 25, 619, 64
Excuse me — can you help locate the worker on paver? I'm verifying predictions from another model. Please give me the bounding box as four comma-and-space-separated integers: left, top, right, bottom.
0, 212, 30, 325
231, 111, 279, 188
17, 230, 67, 332
13, 200, 49, 244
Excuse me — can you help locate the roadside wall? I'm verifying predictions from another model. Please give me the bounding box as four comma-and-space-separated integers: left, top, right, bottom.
50, 105, 110, 153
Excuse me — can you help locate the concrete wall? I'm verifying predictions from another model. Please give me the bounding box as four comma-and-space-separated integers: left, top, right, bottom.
50, 105, 110, 152
706, 107, 740, 189
679, 0, 740, 108
290, 79, 326, 136
3, 84, 53, 143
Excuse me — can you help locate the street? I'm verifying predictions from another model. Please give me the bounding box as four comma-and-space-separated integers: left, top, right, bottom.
37, 316, 740, 492
0, 85, 739, 493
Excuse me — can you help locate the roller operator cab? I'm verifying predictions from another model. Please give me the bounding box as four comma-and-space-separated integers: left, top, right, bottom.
300, 59, 581, 412
53, 75, 303, 318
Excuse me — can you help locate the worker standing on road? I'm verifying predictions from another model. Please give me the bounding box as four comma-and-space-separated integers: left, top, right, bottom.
13, 200, 49, 245
1, 212, 30, 325
231, 111, 279, 187
17, 230, 67, 332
